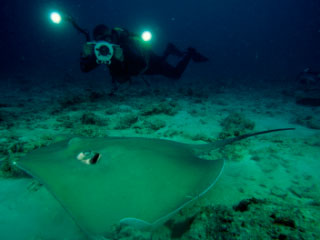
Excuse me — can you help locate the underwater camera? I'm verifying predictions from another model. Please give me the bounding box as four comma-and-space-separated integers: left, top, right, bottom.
87, 41, 118, 65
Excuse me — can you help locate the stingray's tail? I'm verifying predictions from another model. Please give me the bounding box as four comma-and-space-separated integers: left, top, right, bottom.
191, 128, 295, 153
226, 128, 295, 143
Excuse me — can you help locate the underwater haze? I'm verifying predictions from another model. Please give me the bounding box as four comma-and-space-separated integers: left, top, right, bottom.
0, 0, 320, 239
1, 0, 320, 83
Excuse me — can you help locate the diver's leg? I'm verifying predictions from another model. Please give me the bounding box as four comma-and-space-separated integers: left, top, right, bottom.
168, 54, 192, 79
159, 48, 208, 79
187, 47, 209, 62
145, 53, 192, 79
161, 43, 184, 60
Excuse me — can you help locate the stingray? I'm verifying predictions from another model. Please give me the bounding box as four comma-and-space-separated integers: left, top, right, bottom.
15, 128, 293, 238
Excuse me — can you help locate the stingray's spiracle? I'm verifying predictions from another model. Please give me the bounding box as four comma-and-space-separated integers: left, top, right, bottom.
90, 153, 101, 164
77, 151, 101, 165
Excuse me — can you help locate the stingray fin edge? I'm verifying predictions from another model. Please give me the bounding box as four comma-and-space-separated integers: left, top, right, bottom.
120, 218, 152, 229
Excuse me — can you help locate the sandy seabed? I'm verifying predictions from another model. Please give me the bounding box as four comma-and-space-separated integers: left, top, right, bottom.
0, 75, 319, 240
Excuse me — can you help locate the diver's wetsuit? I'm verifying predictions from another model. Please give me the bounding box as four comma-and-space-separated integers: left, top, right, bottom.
80, 28, 193, 85
144, 52, 192, 79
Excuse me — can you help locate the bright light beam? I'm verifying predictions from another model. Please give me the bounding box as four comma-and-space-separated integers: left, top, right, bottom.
50, 12, 62, 24
141, 31, 152, 42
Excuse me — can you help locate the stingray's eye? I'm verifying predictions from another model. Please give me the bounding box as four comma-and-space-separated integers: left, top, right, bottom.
77, 151, 101, 165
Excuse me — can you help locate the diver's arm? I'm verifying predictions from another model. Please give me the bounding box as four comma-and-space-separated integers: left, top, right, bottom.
113, 45, 124, 62
80, 55, 98, 72
80, 43, 98, 72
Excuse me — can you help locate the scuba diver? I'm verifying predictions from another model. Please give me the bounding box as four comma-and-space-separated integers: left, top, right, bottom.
80, 24, 208, 94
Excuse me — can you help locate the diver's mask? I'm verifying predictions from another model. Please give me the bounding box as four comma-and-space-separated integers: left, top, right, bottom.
87, 41, 118, 65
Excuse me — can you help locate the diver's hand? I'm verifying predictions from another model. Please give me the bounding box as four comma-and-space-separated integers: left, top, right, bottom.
113, 45, 124, 62
82, 43, 94, 58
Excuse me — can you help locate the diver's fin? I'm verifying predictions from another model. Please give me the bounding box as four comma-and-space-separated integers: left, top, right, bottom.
187, 47, 209, 62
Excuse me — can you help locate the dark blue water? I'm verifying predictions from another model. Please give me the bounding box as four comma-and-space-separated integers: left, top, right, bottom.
1, 0, 319, 85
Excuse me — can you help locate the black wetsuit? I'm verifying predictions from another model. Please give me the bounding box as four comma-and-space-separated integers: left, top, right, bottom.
144, 52, 191, 79
80, 28, 192, 84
